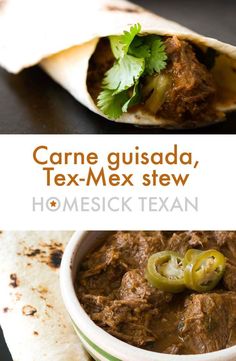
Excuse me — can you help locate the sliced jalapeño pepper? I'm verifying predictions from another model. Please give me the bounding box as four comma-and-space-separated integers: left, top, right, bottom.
184, 249, 226, 292
146, 251, 185, 293
183, 249, 202, 267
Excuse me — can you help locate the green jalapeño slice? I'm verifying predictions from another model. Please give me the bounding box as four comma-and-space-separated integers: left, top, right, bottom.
146, 251, 185, 293
184, 249, 226, 292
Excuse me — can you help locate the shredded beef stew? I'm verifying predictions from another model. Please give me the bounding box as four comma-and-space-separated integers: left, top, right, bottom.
76, 231, 236, 355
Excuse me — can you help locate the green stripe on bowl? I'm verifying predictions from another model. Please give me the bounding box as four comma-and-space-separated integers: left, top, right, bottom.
86, 349, 101, 361
72, 321, 122, 361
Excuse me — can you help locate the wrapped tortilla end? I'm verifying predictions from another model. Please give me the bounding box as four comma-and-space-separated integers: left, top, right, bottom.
1, 0, 236, 128
0, 231, 90, 361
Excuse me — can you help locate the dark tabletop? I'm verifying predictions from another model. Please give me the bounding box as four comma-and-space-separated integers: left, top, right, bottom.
0, 0, 235, 134
0, 327, 12, 361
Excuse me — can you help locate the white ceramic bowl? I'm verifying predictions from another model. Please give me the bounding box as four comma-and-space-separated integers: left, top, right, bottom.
60, 231, 236, 361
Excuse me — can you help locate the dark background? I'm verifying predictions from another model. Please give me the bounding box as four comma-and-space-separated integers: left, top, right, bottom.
0, 0, 235, 134
0, 327, 12, 361
1, 0, 236, 359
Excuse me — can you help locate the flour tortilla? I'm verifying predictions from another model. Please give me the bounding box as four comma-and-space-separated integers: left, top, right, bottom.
0, 231, 90, 361
0, 0, 236, 127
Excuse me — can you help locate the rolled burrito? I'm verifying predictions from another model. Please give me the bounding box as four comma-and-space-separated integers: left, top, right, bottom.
0, 0, 236, 128
0, 231, 91, 361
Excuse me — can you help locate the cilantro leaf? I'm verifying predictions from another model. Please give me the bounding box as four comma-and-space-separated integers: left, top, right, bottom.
145, 37, 168, 75
97, 24, 168, 119
121, 23, 142, 54
97, 89, 130, 119
122, 82, 141, 112
109, 36, 123, 59
128, 36, 150, 58
102, 54, 145, 94
109, 23, 141, 59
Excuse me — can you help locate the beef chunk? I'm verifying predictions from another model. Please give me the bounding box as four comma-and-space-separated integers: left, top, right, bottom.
167, 231, 236, 259
159, 37, 218, 124
81, 232, 166, 273
119, 269, 172, 306
179, 292, 236, 354
213, 232, 236, 290
83, 269, 172, 348
224, 262, 236, 291
165, 231, 205, 255
214, 231, 236, 262
103, 231, 166, 269
78, 264, 125, 297
79, 294, 111, 315
92, 299, 157, 347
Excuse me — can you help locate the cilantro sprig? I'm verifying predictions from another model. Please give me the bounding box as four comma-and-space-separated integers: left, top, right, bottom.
97, 24, 168, 119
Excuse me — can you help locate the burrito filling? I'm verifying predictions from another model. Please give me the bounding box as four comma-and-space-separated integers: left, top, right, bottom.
87, 24, 224, 126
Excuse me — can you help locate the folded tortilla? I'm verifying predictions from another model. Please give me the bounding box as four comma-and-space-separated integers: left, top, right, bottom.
0, 0, 236, 128
0, 231, 90, 361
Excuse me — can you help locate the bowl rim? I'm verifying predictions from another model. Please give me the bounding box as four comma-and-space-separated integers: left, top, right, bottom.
60, 230, 236, 361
